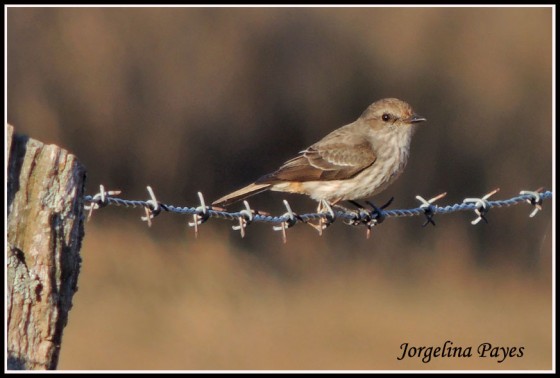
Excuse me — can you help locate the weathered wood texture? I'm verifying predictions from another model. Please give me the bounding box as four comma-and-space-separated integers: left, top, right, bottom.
6, 124, 86, 370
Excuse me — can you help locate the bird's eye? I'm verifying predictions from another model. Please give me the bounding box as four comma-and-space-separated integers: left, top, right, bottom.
382, 113, 391, 122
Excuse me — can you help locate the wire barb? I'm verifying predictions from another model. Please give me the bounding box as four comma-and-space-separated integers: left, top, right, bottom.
140, 186, 161, 227
416, 192, 447, 227
84, 185, 122, 221
272, 200, 299, 243
463, 188, 500, 225
312, 200, 336, 236
520, 188, 544, 218
232, 201, 254, 238
364, 198, 393, 238
321, 200, 336, 226
187, 192, 210, 237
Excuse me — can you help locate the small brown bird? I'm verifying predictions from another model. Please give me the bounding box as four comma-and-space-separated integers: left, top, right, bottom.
213, 98, 426, 209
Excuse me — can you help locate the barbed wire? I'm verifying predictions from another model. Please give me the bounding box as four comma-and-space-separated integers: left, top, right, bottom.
83, 185, 552, 243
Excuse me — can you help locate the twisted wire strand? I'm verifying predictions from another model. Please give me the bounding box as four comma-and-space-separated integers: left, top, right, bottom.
84, 188, 552, 226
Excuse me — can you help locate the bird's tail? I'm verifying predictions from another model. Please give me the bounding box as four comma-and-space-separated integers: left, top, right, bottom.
212, 183, 271, 207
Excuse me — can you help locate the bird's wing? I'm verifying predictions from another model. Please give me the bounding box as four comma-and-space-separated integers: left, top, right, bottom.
256, 127, 376, 183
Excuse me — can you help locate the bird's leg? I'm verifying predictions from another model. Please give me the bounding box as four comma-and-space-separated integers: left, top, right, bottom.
332, 200, 371, 222
348, 200, 364, 209
341, 198, 394, 213
333, 200, 363, 213
366, 197, 394, 212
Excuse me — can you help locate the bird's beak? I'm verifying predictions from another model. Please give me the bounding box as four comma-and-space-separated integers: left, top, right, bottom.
404, 114, 427, 124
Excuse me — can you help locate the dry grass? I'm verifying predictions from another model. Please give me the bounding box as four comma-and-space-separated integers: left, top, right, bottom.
57, 221, 552, 370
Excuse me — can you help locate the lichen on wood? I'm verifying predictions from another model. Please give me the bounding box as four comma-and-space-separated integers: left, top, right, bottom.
6, 124, 86, 370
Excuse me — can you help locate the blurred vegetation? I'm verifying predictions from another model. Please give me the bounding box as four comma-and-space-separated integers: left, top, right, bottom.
7, 7, 552, 370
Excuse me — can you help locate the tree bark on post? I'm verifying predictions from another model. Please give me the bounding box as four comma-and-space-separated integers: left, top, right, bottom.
6, 124, 86, 370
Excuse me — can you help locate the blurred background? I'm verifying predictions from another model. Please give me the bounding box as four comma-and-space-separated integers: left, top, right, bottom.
7, 6, 553, 370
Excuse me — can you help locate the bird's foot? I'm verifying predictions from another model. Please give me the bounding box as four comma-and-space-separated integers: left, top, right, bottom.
342, 198, 394, 238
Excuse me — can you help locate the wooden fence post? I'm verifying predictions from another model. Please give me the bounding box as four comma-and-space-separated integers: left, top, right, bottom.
6, 124, 86, 370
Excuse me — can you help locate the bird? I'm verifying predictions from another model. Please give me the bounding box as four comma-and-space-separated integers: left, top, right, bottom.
213, 98, 426, 217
